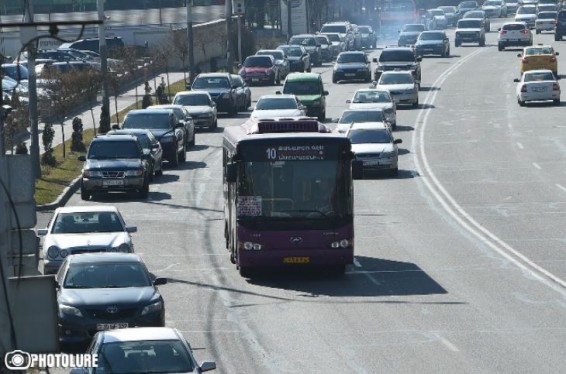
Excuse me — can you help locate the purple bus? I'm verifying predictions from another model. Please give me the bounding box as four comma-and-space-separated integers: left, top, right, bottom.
223, 117, 360, 277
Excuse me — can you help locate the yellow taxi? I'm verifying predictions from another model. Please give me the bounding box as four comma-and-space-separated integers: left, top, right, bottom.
518, 44, 559, 76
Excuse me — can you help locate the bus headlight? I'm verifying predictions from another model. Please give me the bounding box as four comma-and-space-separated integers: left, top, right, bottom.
239, 241, 263, 250
47, 246, 60, 259
330, 239, 353, 249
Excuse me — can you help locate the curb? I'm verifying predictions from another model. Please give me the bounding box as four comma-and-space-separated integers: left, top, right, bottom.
36, 176, 81, 212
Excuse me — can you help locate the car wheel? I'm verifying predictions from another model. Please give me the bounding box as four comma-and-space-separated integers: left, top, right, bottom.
246, 96, 251, 109
155, 164, 163, 176
498, 44, 504, 51
412, 98, 419, 109
390, 167, 399, 177
170, 149, 179, 167
553, 99, 560, 105
518, 99, 525, 106
276, 73, 281, 85
480, 39, 485, 47
139, 179, 149, 199
332, 75, 337, 84
318, 109, 326, 122
80, 185, 90, 201
392, 122, 397, 131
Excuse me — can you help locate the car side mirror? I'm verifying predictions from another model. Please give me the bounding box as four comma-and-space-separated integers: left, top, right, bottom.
372, 57, 378, 63
513, 78, 520, 82
78, 155, 86, 161
126, 226, 137, 233
517, 53, 522, 57
37, 228, 48, 236
200, 361, 217, 372
153, 277, 168, 286
394, 139, 403, 144
323, 90, 329, 96
556, 52, 560, 56
226, 162, 237, 183
111, 123, 120, 130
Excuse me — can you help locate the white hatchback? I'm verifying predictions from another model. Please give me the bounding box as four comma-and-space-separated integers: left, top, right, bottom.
514, 69, 561, 106
498, 22, 533, 51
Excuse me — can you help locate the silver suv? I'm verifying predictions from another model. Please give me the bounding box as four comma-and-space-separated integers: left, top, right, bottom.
498, 22, 533, 51
320, 22, 354, 51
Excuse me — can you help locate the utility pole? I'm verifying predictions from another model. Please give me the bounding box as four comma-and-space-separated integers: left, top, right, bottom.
98, 0, 110, 133
287, 0, 292, 40
187, 0, 195, 85
24, 0, 41, 179
225, 0, 233, 73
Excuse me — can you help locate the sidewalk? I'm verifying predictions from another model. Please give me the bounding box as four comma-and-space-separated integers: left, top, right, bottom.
22, 71, 188, 153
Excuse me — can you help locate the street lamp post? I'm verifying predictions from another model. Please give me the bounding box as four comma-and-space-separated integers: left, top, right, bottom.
186, 0, 195, 86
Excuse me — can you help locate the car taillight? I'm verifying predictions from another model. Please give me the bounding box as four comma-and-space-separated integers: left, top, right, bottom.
553, 83, 560, 91
499, 30, 507, 35
550, 57, 557, 62
521, 29, 529, 34
521, 85, 528, 93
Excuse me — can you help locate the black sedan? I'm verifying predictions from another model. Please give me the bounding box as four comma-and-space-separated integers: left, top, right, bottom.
414, 31, 451, 58
332, 51, 372, 83
190, 73, 239, 116
56, 253, 167, 350
107, 128, 164, 179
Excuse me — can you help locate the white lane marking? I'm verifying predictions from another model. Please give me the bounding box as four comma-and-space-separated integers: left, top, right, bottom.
532, 162, 541, 170
431, 332, 460, 352
556, 184, 566, 193
517, 142, 524, 149
413, 48, 566, 293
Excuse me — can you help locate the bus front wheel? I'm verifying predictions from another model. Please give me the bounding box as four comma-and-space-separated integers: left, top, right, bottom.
239, 266, 253, 278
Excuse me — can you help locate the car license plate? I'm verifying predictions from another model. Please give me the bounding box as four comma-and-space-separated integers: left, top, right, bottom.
363, 160, 380, 166
283, 257, 310, 264
102, 179, 124, 186
532, 86, 547, 92
96, 323, 128, 330
252, 78, 259, 82
345, 73, 355, 77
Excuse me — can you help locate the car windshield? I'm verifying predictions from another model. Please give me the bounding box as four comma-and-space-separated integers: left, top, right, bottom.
403, 24, 426, 32
173, 94, 210, 106
87, 140, 141, 159
430, 9, 444, 16
337, 53, 366, 63
258, 51, 284, 59
290, 37, 317, 46
379, 74, 414, 84
339, 110, 385, 123
537, 11, 557, 19
255, 98, 298, 110
192, 77, 230, 89
352, 90, 391, 103
283, 81, 320, 95
320, 25, 347, 33
464, 11, 484, 18
348, 128, 391, 144
503, 23, 528, 30
524, 71, 555, 81
517, 6, 536, 14
460, 1, 478, 7
63, 262, 151, 288
458, 20, 482, 28
97, 340, 194, 373
419, 32, 444, 40
379, 50, 415, 62
52, 212, 124, 234
244, 56, 272, 67
315, 36, 329, 45
123, 113, 172, 130
484, 1, 500, 6
325, 34, 341, 42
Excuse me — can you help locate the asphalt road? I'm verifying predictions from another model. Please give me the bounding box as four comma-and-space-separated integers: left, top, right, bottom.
37, 15, 566, 374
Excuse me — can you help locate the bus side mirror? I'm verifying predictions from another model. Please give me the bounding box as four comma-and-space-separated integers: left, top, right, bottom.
226, 162, 237, 183
352, 160, 363, 179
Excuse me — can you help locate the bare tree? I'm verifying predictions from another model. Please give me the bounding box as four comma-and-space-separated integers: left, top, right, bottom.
166, 28, 190, 86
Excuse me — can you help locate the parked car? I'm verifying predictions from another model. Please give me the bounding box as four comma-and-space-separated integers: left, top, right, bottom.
69, 327, 216, 374
37, 205, 137, 274
276, 44, 311, 72
190, 72, 239, 115
288, 34, 322, 66
78, 135, 152, 200
121, 108, 187, 166
148, 104, 196, 147
230, 74, 252, 112
250, 94, 306, 120
514, 69, 560, 106
55, 253, 166, 348
256, 49, 291, 80
332, 51, 372, 83
238, 54, 280, 86
172, 90, 218, 131
106, 129, 164, 179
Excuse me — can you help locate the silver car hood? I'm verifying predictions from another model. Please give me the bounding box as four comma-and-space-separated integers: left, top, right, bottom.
43, 232, 129, 252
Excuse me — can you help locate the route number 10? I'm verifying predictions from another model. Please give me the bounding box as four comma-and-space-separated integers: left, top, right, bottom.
266, 148, 277, 160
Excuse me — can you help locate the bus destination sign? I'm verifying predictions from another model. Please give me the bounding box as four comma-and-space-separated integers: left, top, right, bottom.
265, 145, 326, 161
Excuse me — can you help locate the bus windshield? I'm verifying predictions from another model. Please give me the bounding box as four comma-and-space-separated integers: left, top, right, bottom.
237, 160, 349, 220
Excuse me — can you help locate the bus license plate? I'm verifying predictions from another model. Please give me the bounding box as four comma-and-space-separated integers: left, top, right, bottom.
283, 257, 310, 264
103, 179, 124, 186
96, 323, 128, 330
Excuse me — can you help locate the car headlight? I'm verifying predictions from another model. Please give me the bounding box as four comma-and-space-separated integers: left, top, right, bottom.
202, 112, 213, 118
47, 246, 60, 259
83, 170, 102, 178
380, 151, 395, 158
59, 304, 83, 318
125, 168, 144, 176
141, 299, 163, 315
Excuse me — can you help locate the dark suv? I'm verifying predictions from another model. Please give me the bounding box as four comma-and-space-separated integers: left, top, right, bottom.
122, 109, 187, 166
372, 47, 422, 82
555, 10, 566, 40
79, 135, 151, 200
190, 73, 239, 116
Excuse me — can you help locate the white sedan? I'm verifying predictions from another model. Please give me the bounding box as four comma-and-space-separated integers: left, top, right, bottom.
514, 69, 560, 106
346, 87, 397, 128
250, 94, 306, 120
37, 205, 137, 274
375, 71, 419, 108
